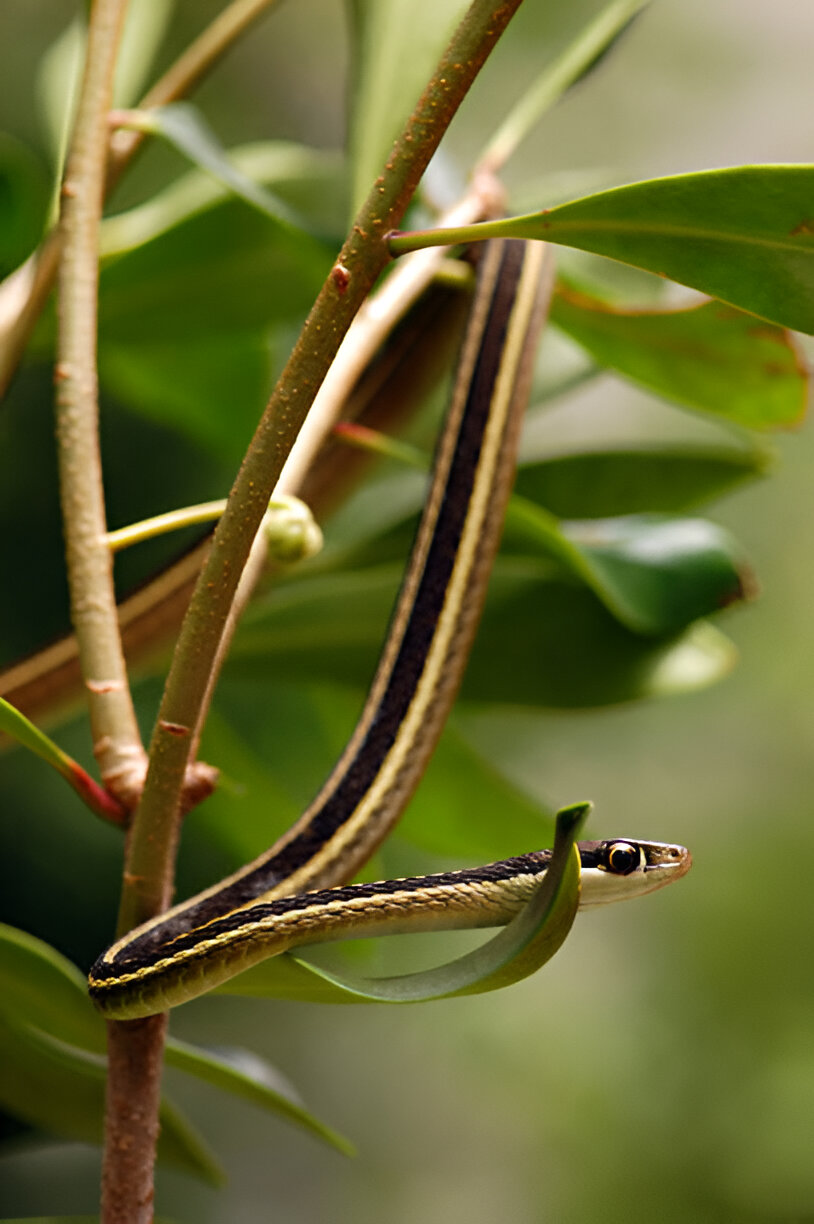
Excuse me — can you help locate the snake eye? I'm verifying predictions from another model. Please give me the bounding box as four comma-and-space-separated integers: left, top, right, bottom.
604, 841, 641, 876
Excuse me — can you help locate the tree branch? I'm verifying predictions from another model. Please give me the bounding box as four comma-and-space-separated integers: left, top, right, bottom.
56, 0, 144, 804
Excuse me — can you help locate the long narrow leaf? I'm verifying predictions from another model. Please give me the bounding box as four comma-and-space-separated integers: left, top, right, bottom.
0, 1014, 223, 1185
218, 804, 585, 1003
483, 0, 650, 169
391, 166, 814, 333
0, 923, 350, 1153
120, 103, 315, 235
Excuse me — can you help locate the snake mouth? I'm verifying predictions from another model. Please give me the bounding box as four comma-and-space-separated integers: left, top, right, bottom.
642, 842, 692, 879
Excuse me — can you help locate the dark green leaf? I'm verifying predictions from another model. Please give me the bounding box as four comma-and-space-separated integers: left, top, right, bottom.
204, 685, 552, 866
0, 134, 50, 277
0, 1014, 223, 1185
99, 331, 274, 462
551, 283, 807, 428
0, 923, 105, 1053
515, 444, 769, 518
229, 561, 737, 707
505, 505, 752, 635
97, 200, 331, 344
462, 566, 736, 706
399, 720, 553, 859
218, 804, 584, 1003
562, 514, 751, 635
0, 923, 347, 1152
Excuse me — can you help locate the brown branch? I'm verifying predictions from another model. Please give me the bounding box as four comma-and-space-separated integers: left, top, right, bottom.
56, 0, 145, 806
101, 1015, 168, 1224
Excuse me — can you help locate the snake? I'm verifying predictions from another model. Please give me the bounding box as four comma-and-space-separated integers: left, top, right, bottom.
87, 239, 691, 1019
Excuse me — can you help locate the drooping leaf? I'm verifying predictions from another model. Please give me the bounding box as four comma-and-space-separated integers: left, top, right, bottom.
392, 167, 814, 333
551, 283, 807, 428
0, 921, 351, 1152
504, 504, 752, 636
100, 142, 346, 257
0, 1014, 223, 1185
217, 803, 584, 1003
0, 923, 104, 1053
515, 444, 769, 518
127, 103, 313, 233
165, 1039, 353, 1155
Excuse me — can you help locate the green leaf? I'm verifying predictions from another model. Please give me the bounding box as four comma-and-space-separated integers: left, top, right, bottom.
100, 142, 346, 257
0, 1014, 223, 1185
128, 103, 313, 233
0, 923, 104, 1052
0, 699, 125, 823
165, 1038, 353, 1155
96, 198, 332, 346
515, 444, 769, 518
346, 0, 470, 213
461, 567, 737, 706
0, 134, 50, 277
566, 514, 750, 635
551, 283, 807, 429
100, 331, 274, 463
229, 561, 737, 708
393, 167, 814, 333
218, 803, 584, 1003
113, 0, 176, 108
0, 923, 348, 1154
504, 506, 752, 636
199, 693, 550, 868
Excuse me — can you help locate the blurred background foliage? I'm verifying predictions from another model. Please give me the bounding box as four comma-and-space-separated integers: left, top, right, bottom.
1, 1, 813, 1220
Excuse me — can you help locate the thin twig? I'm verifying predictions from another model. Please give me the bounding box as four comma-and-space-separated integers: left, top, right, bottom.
55, 0, 144, 806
